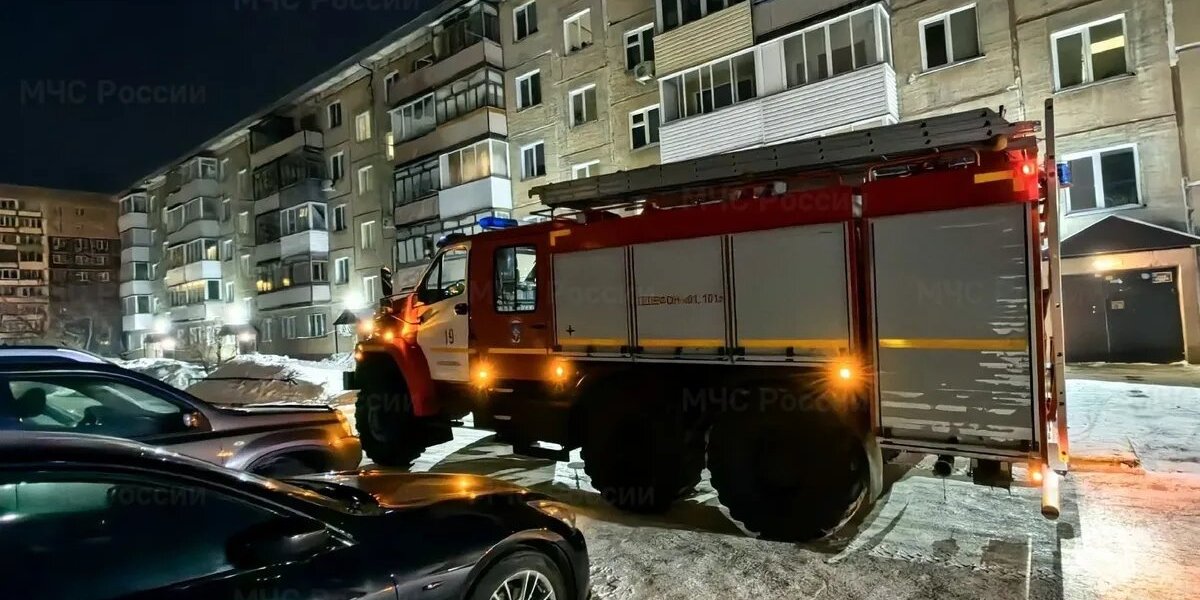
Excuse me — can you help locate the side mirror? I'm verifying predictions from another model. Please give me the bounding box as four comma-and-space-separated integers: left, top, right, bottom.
226, 518, 334, 569
182, 411, 202, 429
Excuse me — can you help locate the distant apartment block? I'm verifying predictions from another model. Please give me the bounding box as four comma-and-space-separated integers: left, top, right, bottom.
0, 184, 118, 353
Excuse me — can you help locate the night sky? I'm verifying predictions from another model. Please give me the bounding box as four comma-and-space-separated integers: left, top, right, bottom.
2, 0, 432, 194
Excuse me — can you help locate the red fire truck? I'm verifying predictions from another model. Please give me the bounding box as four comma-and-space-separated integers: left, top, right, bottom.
349, 104, 1070, 541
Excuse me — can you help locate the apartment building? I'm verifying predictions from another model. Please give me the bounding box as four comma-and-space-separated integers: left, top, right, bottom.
652, 0, 899, 162
499, 0, 662, 218
0, 184, 118, 353
385, 1, 513, 289
118, 0, 515, 360
891, 0, 1200, 363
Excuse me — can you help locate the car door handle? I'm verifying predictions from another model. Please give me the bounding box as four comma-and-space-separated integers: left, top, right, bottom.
454, 303, 469, 315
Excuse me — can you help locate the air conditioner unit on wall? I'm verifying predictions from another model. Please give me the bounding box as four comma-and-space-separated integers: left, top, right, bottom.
633, 61, 655, 84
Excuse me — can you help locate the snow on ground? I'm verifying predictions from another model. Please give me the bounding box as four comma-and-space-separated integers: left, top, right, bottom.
117, 355, 1200, 598
118, 357, 207, 390
1065, 378, 1200, 472
121, 353, 355, 406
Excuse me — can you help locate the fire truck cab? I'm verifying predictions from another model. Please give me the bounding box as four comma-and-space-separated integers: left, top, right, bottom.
350, 107, 1070, 541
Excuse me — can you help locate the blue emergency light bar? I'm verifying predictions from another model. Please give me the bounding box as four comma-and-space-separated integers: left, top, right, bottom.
479, 216, 519, 230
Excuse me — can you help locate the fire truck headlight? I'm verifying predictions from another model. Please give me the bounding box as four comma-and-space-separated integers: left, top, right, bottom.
549, 359, 571, 383
474, 366, 493, 388
383, 329, 395, 343
358, 319, 375, 336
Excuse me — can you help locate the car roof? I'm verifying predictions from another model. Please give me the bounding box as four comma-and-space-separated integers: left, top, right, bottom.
0, 346, 112, 364
0, 431, 216, 473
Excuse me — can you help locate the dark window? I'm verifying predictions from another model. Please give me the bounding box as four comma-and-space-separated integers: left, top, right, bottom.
0, 473, 277, 599
514, 1, 538, 41
1064, 147, 1139, 212
924, 21, 948, 68
2, 375, 186, 438
494, 245, 537, 313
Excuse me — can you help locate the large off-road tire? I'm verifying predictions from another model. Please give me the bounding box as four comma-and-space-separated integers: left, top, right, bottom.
468, 550, 569, 600
355, 358, 448, 468
580, 377, 705, 513
708, 408, 868, 541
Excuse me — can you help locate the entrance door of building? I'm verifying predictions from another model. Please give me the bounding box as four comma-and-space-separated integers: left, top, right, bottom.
1063, 266, 1185, 363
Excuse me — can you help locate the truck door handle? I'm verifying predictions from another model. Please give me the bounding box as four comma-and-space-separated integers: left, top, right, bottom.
529, 323, 547, 329
454, 303, 469, 315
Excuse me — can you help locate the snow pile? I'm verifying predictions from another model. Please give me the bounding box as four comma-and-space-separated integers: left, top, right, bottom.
1066, 378, 1200, 473
119, 357, 208, 390
185, 353, 355, 406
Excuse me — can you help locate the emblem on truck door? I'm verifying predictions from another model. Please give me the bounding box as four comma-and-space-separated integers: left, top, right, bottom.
511, 322, 522, 343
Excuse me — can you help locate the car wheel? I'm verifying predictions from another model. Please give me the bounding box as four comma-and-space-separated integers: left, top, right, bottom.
469, 550, 568, 600
253, 455, 321, 478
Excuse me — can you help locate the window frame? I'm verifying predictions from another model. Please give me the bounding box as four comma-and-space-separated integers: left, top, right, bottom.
326, 100, 343, 129
354, 110, 372, 142
383, 70, 400, 103
513, 0, 538, 42
357, 165, 374, 194
629, 104, 661, 149
624, 23, 655, 70
329, 152, 345, 183
571, 160, 599, 179
493, 245, 538, 313
334, 257, 351, 285
1061, 143, 1142, 214
360, 220, 378, 250
563, 8, 593, 54
515, 69, 541, 110
918, 4, 981, 72
568, 84, 597, 127
520, 141, 546, 180
331, 203, 347, 231
1050, 14, 1129, 91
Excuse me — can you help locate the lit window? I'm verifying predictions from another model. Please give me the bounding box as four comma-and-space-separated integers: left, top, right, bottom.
1052, 15, 1128, 90
360, 221, 378, 251
358, 165, 375, 194
355, 111, 372, 141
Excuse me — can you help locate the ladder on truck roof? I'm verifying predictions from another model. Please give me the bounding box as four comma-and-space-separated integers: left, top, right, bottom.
530, 108, 1035, 211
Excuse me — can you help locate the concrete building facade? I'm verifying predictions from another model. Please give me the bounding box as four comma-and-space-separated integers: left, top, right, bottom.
116, 0, 1200, 363
499, 0, 662, 218
0, 184, 118, 353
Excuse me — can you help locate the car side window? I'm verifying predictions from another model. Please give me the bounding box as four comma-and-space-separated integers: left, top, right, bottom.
494, 245, 538, 313
0, 472, 279, 598
418, 246, 468, 303
1, 375, 186, 438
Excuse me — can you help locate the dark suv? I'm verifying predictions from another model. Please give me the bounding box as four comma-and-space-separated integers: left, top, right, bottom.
0, 358, 361, 476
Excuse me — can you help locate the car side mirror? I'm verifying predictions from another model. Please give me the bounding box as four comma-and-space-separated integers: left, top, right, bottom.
182, 411, 202, 429
226, 518, 334, 569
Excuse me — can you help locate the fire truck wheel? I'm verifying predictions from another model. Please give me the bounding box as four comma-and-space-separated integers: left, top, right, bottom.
355, 390, 428, 467
708, 410, 868, 541
580, 389, 704, 513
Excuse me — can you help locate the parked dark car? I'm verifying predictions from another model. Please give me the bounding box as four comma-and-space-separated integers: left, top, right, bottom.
0, 358, 361, 476
0, 431, 589, 600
